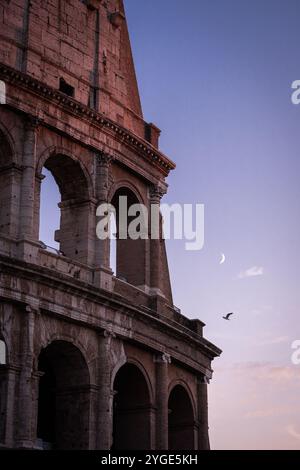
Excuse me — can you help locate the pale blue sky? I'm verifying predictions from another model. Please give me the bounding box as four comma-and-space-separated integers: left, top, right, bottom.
40, 0, 300, 449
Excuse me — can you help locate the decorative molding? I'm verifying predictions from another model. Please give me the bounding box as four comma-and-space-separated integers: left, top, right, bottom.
198, 375, 210, 385
150, 184, 167, 203
0, 253, 222, 369
96, 150, 115, 168
0, 62, 176, 176
109, 11, 125, 28
25, 304, 40, 316
0, 162, 23, 175
101, 327, 117, 340
154, 352, 172, 364
24, 115, 42, 132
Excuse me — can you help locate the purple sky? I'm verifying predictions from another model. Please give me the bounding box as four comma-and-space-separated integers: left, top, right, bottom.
40, 0, 300, 449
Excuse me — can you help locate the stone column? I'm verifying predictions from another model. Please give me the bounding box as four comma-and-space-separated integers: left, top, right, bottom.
31, 370, 44, 449
154, 352, 171, 450
94, 152, 114, 290
96, 329, 115, 450
3, 366, 19, 448
88, 384, 100, 450
197, 375, 210, 450
15, 306, 36, 449
149, 185, 166, 296
19, 117, 40, 240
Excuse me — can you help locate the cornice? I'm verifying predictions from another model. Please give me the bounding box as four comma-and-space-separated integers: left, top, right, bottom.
0, 253, 222, 362
0, 62, 176, 176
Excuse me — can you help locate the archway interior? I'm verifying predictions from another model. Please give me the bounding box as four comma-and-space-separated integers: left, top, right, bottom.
111, 187, 146, 286
168, 385, 195, 450
37, 340, 90, 450
113, 363, 151, 450
39, 154, 90, 262
39, 169, 60, 249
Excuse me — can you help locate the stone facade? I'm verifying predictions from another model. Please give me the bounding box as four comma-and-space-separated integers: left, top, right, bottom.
0, 0, 221, 450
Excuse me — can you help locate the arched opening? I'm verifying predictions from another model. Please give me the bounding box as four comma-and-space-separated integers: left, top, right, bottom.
0, 337, 7, 444
111, 187, 147, 287
0, 129, 15, 236
38, 154, 92, 263
113, 363, 152, 450
37, 340, 90, 450
168, 385, 195, 450
39, 169, 60, 250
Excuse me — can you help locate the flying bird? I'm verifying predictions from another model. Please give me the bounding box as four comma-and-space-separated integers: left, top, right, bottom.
223, 312, 234, 321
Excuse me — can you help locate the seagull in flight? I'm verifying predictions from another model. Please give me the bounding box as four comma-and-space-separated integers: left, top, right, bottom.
223, 312, 234, 321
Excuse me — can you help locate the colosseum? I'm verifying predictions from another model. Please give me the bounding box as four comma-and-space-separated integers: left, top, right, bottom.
0, 0, 221, 450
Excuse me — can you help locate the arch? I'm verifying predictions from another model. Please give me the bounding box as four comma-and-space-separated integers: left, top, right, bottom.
109, 179, 146, 206
110, 185, 147, 286
37, 149, 94, 263
36, 146, 93, 197
168, 384, 196, 450
168, 379, 197, 418
112, 361, 153, 450
111, 357, 154, 405
41, 152, 90, 202
35, 332, 93, 381
36, 340, 91, 450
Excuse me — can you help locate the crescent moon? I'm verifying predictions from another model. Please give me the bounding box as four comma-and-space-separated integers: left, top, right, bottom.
220, 253, 226, 265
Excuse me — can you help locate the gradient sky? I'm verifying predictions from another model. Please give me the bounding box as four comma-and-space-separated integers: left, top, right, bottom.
40, 0, 300, 450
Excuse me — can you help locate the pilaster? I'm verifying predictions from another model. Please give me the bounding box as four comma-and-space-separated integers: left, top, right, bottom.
154, 352, 171, 450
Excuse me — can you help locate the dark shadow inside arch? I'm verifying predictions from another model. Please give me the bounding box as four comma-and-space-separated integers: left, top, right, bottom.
111, 187, 146, 287
112, 363, 152, 450
168, 385, 195, 450
37, 340, 90, 450
43, 154, 89, 202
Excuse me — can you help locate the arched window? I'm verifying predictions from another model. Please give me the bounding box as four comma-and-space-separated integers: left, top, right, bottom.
39, 169, 60, 250
111, 187, 147, 287
37, 154, 92, 264
113, 363, 152, 450
37, 340, 90, 450
168, 385, 196, 450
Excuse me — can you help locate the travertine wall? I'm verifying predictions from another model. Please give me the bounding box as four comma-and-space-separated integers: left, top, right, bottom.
0, 0, 144, 137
